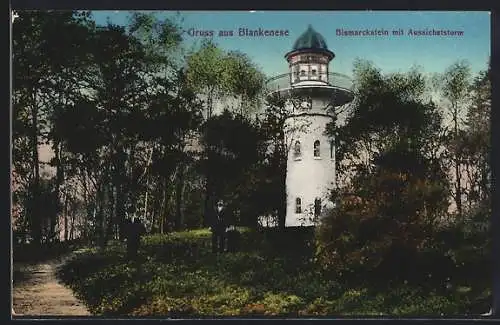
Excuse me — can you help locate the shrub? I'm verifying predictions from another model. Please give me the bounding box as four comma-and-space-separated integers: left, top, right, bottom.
57, 227, 491, 317
315, 147, 450, 281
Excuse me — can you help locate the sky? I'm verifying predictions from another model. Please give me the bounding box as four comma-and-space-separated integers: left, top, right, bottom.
90, 11, 491, 78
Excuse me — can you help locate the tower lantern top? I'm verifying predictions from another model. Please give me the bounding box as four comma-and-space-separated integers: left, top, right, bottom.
285, 25, 335, 61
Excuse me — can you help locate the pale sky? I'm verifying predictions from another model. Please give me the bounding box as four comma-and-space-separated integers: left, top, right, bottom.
91, 10, 491, 77
24, 10, 491, 167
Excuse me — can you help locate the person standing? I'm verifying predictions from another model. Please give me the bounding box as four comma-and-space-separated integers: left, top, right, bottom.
226, 225, 241, 253
132, 218, 145, 259
124, 218, 134, 259
126, 218, 145, 260
212, 199, 227, 253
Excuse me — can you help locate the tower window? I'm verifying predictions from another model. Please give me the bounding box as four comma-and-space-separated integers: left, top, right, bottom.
300, 70, 306, 76
294, 141, 301, 158
312, 69, 317, 75
330, 141, 334, 159
295, 198, 302, 213
314, 140, 320, 157
314, 198, 322, 217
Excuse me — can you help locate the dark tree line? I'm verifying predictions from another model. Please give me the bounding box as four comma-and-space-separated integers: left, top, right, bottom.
12, 11, 288, 248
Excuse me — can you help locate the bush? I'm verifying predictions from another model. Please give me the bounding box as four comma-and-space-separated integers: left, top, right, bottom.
57, 227, 491, 317
315, 146, 451, 281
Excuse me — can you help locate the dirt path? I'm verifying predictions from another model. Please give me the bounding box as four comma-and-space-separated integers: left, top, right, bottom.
12, 254, 91, 317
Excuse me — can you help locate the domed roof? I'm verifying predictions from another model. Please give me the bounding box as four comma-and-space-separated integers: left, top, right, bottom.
285, 25, 334, 60
292, 25, 329, 51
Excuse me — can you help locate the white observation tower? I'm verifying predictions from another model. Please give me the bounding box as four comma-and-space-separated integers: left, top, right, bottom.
266, 25, 354, 227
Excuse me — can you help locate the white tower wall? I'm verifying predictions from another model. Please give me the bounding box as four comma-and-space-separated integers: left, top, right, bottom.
284, 109, 336, 227
265, 25, 353, 228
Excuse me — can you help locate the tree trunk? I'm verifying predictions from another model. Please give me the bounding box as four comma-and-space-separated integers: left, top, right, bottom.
160, 176, 169, 234
162, 175, 174, 233
481, 157, 490, 203
203, 145, 217, 231
49, 190, 58, 242
63, 193, 69, 241
277, 189, 286, 230
453, 105, 463, 217
69, 201, 76, 241
142, 146, 154, 227
175, 164, 185, 230
464, 162, 474, 209
53, 141, 65, 241
30, 95, 42, 245
151, 179, 163, 234
143, 179, 149, 222
204, 181, 212, 228
204, 168, 217, 253
203, 93, 215, 229
81, 173, 96, 242
96, 184, 106, 248
160, 179, 165, 234
104, 182, 115, 244
115, 181, 126, 240
455, 162, 462, 215
277, 142, 287, 230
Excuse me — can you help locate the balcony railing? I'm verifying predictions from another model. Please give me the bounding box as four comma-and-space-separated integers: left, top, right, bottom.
266, 72, 354, 94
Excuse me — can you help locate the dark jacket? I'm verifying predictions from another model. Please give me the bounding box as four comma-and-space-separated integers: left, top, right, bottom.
214, 208, 228, 233
134, 220, 146, 237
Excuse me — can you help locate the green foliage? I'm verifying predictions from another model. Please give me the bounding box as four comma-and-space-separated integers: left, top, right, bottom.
459, 66, 491, 210
435, 60, 472, 107
331, 60, 445, 171
185, 40, 265, 118
12, 11, 215, 241
200, 110, 268, 225
126, 12, 184, 69
248, 96, 291, 227
12, 10, 97, 244
57, 228, 490, 317
319, 61, 452, 278
432, 60, 475, 218
315, 60, 491, 317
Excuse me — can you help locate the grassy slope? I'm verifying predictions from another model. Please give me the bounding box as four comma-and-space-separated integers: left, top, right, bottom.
57, 228, 491, 317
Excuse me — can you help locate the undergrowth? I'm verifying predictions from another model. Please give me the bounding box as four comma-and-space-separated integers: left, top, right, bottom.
57, 227, 491, 317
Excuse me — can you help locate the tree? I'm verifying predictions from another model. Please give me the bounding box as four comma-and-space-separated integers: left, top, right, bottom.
199, 110, 266, 227
145, 68, 204, 231
461, 65, 491, 211
317, 61, 450, 279
12, 10, 96, 244
185, 40, 265, 233
13, 11, 211, 245
330, 60, 436, 171
125, 12, 200, 233
433, 61, 473, 217
257, 95, 291, 228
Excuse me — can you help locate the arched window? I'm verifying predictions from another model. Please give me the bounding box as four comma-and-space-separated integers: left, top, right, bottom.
295, 197, 302, 213
330, 141, 334, 159
294, 141, 301, 158
314, 198, 322, 217
314, 140, 320, 157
